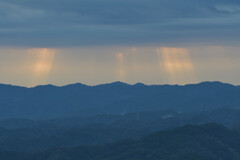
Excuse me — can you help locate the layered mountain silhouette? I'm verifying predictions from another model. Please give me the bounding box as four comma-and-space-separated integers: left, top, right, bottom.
0, 81, 240, 159
0, 81, 239, 120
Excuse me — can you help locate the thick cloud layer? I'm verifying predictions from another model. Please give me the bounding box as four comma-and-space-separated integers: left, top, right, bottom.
0, 0, 240, 47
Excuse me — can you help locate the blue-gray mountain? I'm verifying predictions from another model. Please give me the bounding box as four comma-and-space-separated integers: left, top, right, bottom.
0, 81, 239, 120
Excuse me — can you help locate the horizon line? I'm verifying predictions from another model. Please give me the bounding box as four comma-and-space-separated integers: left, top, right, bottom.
0, 81, 237, 89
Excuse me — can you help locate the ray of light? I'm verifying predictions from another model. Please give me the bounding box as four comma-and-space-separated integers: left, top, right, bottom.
130, 47, 138, 72
27, 48, 56, 86
116, 52, 125, 81
157, 47, 196, 84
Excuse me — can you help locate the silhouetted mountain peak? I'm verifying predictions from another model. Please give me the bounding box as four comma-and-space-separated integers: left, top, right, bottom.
33, 84, 58, 88
198, 81, 234, 87
0, 83, 26, 89
0, 84, 13, 87
134, 83, 146, 86
103, 81, 130, 87
63, 83, 88, 88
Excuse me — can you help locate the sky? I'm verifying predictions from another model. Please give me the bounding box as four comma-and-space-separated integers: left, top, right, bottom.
0, 0, 240, 87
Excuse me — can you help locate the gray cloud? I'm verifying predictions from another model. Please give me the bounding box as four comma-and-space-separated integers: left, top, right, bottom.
0, 0, 240, 47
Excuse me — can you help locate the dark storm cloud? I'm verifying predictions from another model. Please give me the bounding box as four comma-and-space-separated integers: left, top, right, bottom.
0, 0, 240, 47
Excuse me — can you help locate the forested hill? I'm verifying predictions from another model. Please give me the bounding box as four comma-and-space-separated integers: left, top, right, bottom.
1, 123, 240, 160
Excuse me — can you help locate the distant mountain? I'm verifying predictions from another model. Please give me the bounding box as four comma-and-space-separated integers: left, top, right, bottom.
0, 81, 239, 120
2, 123, 240, 160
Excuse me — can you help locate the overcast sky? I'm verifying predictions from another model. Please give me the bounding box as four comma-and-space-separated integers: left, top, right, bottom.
1, 0, 240, 46
0, 0, 240, 86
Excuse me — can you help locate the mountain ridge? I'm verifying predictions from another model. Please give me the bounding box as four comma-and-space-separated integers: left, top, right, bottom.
0, 81, 237, 89
0, 81, 239, 120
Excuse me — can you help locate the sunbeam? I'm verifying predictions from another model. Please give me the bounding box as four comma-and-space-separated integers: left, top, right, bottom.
27, 48, 56, 86
157, 47, 196, 84
116, 52, 125, 81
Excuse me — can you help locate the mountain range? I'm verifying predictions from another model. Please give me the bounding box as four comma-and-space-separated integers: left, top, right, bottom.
0, 81, 239, 120
0, 81, 240, 159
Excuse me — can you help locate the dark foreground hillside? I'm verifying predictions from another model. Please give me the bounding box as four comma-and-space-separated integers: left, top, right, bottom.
1, 123, 240, 160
